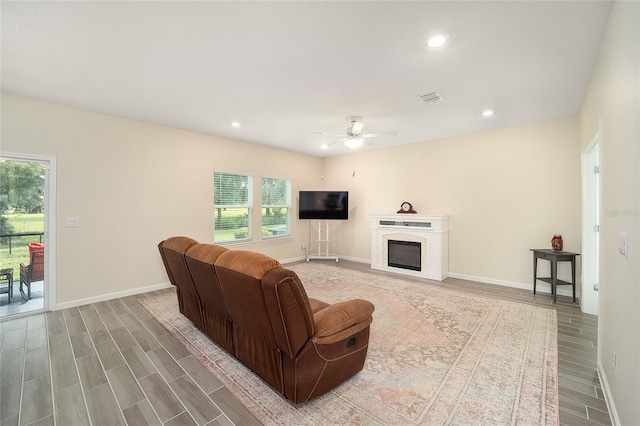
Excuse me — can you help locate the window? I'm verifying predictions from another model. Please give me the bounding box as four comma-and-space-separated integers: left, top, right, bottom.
214, 172, 253, 243
261, 177, 291, 238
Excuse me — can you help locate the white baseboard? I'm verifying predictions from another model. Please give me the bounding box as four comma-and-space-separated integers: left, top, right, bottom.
282, 257, 574, 297
53, 282, 173, 311
597, 362, 620, 425
281, 255, 371, 265
329, 255, 370, 264
448, 272, 576, 297
280, 255, 307, 264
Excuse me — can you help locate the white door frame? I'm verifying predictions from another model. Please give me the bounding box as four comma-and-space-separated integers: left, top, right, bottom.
581, 131, 600, 316
1, 152, 56, 313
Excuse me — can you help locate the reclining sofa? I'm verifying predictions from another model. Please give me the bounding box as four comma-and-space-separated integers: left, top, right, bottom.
158, 236, 375, 403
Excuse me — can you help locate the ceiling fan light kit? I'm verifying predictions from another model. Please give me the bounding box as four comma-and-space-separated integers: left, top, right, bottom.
315, 116, 398, 151
344, 136, 364, 149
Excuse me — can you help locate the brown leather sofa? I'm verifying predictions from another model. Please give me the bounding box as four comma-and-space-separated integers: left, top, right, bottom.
158, 237, 375, 403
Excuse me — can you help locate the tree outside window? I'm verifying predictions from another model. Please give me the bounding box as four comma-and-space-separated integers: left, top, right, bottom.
261, 177, 291, 238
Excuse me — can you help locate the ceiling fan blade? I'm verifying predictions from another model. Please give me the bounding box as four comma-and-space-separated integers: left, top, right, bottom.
313, 131, 347, 137
362, 131, 399, 138
320, 139, 342, 150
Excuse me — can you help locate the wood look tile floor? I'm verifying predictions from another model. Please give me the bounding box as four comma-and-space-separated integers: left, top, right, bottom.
0, 260, 611, 425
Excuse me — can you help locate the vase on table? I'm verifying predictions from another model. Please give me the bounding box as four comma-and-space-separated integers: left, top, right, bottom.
551, 234, 563, 251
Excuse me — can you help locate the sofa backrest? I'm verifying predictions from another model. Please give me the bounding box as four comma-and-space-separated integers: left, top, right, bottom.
158, 237, 202, 328
214, 250, 315, 391
184, 243, 233, 353
260, 267, 316, 358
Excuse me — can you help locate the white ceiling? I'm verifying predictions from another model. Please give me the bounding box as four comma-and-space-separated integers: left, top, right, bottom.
1, 1, 612, 157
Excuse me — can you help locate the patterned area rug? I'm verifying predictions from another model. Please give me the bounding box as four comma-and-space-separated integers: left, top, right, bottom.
139, 263, 558, 425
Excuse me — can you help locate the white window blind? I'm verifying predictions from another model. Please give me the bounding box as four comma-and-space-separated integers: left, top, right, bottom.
261, 177, 291, 238
214, 172, 253, 243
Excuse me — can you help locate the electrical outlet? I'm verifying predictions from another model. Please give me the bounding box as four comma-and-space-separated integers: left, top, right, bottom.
611, 350, 617, 373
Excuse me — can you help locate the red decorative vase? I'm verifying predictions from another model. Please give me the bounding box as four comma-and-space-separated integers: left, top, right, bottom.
551, 234, 563, 251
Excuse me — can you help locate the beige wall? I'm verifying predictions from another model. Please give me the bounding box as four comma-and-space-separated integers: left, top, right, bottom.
1, 93, 323, 305
2, 3, 636, 420
578, 1, 640, 423
322, 117, 582, 288
1, 93, 583, 303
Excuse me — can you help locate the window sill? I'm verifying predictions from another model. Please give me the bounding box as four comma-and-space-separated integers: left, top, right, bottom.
216, 235, 294, 247
261, 235, 293, 243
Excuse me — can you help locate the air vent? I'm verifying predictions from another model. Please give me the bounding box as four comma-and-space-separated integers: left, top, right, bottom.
419, 92, 443, 104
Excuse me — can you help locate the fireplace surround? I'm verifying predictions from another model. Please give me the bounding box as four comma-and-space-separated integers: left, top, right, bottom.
370, 214, 449, 281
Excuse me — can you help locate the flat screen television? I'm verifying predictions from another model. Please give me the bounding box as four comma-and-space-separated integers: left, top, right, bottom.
298, 191, 349, 220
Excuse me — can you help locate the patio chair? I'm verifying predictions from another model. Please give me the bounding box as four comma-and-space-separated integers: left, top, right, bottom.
20, 249, 44, 300
0, 268, 13, 303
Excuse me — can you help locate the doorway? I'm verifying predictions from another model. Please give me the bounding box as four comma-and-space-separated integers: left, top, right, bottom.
0, 153, 56, 318
581, 132, 601, 316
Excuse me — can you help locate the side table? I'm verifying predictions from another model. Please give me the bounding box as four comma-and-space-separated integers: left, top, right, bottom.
0, 268, 14, 302
530, 249, 580, 304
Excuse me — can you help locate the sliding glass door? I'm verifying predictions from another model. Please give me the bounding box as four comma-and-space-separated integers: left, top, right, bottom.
0, 154, 55, 318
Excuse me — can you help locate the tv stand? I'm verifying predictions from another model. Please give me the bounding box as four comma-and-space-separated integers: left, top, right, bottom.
307, 221, 338, 263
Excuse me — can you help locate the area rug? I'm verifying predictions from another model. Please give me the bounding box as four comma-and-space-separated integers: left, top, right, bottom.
139, 263, 558, 425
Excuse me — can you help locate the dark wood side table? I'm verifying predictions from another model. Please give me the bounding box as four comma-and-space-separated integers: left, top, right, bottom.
530, 249, 580, 304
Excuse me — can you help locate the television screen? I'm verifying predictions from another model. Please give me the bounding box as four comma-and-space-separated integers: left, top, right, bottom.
299, 191, 349, 220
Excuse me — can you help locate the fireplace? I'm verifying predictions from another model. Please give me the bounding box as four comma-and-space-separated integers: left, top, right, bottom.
388, 240, 421, 271
370, 214, 449, 281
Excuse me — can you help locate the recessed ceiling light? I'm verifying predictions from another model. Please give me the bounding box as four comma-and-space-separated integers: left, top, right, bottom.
321, 143, 328, 150
482, 110, 494, 117
230, 121, 241, 127
427, 34, 449, 48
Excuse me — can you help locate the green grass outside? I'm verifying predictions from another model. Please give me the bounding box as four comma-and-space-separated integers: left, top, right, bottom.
1, 213, 45, 274
0, 212, 287, 270
213, 226, 287, 243
214, 208, 288, 242
3, 213, 45, 233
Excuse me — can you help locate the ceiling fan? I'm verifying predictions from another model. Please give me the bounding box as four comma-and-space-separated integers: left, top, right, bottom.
314, 117, 398, 149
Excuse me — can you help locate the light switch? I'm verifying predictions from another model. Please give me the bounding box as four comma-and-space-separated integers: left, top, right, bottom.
66, 217, 79, 227
618, 232, 629, 257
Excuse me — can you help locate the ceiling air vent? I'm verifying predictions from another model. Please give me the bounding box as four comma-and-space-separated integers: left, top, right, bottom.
419, 92, 443, 104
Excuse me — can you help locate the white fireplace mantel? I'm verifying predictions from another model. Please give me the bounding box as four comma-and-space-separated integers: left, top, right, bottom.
370, 214, 449, 281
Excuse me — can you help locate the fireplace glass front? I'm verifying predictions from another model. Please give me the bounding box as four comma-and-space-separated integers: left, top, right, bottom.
388, 240, 421, 271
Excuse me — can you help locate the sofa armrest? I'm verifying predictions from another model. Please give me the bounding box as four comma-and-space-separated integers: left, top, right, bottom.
313, 299, 374, 345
